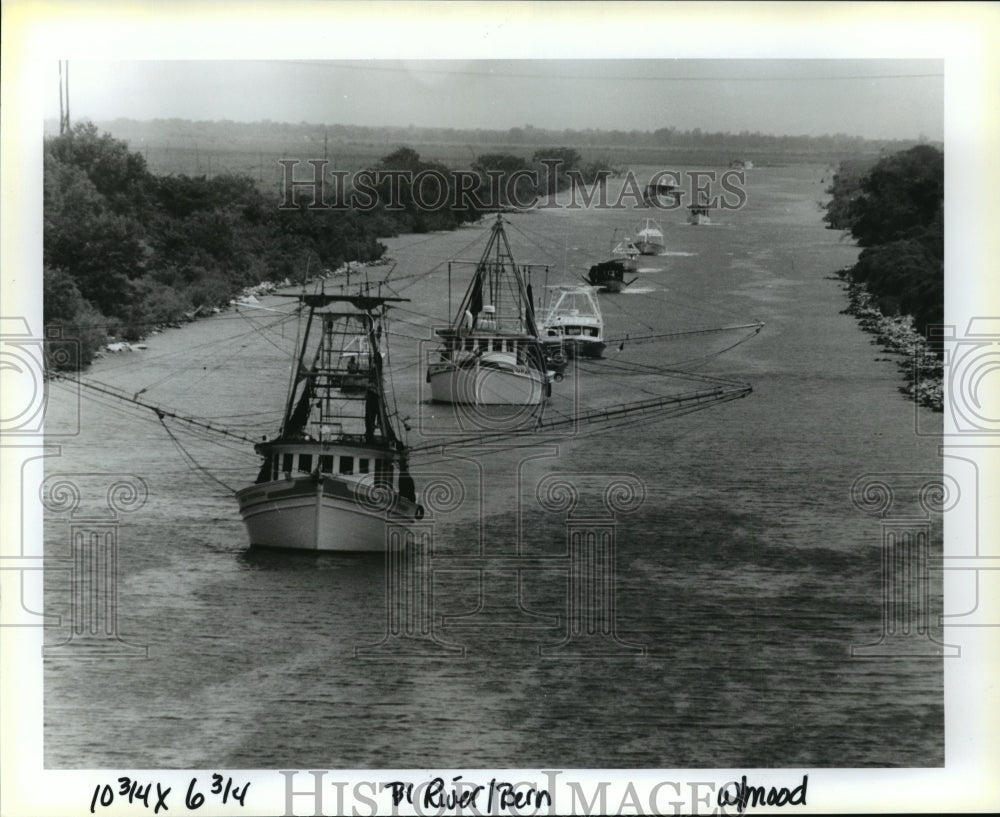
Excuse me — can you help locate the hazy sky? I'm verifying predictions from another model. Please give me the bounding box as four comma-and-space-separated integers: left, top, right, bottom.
49, 59, 943, 140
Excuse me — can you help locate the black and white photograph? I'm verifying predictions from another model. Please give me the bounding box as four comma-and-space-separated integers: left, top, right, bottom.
2, 2, 998, 815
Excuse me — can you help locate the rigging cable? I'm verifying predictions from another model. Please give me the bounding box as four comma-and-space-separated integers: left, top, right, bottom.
155, 411, 239, 495
64, 376, 257, 443
407, 381, 751, 460
410, 387, 750, 467
597, 322, 764, 374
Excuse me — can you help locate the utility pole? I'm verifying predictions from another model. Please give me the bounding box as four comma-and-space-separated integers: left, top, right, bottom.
58, 60, 71, 134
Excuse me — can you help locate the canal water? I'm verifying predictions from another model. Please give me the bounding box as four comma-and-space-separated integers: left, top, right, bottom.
42, 163, 944, 769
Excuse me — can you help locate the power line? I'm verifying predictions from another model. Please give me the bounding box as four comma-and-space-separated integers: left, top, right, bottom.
288, 61, 943, 84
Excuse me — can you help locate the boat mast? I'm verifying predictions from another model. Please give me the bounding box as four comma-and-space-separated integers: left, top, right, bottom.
492, 214, 539, 336
363, 307, 401, 447
276, 292, 409, 441
453, 214, 537, 336
280, 305, 317, 435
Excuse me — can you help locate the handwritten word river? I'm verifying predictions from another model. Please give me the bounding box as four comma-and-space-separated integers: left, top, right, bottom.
387, 776, 552, 814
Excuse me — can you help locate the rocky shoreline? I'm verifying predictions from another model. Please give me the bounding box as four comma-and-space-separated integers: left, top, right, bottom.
838, 267, 943, 411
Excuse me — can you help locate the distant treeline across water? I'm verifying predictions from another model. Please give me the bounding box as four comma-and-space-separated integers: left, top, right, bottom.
43, 117, 932, 181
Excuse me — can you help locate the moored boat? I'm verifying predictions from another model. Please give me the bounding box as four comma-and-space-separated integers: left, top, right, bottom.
688, 204, 711, 225
634, 218, 665, 255
427, 215, 552, 406
643, 180, 682, 207
585, 259, 637, 293
236, 292, 423, 552
540, 285, 605, 359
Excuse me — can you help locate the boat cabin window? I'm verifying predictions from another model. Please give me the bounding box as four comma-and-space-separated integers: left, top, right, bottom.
339, 455, 354, 475
586, 328, 598, 337
320, 455, 334, 473
566, 326, 581, 336
358, 458, 370, 474
282, 453, 293, 474
465, 338, 475, 351
299, 454, 313, 473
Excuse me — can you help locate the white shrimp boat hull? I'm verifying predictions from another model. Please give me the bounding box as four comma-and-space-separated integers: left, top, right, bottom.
427, 359, 548, 405
635, 219, 665, 255
236, 475, 421, 552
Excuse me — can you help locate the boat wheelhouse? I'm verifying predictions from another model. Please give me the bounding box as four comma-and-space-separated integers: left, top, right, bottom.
236, 293, 422, 552
427, 215, 552, 406
540, 285, 605, 359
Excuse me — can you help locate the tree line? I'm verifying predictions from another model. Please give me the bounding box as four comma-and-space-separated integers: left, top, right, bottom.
82, 117, 926, 157
824, 144, 943, 344
43, 122, 605, 368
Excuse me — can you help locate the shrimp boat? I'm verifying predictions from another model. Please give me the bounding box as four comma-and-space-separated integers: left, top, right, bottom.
236, 292, 423, 552
643, 179, 682, 207
634, 218, 665, 255
427, 214, 552, 406
585, 259, 638, 293
583, 230, 640, 292
540, 285, 605, 359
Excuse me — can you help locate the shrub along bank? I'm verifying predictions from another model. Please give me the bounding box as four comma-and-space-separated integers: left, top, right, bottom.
824, 144, 944, 409
42, 125, 480, 369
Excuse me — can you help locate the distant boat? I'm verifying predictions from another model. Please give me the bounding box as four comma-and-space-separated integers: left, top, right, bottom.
688, 203, 711, 225
643, 180, 682, 207
584, 259, 637, 293
426, 214, 552, 406
634, 218, 665, 255
540, 285, 606, 359
236, 292, 423, 552
610, 231, 640, 272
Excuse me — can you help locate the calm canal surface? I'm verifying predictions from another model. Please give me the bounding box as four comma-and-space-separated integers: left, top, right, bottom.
43, 164, 943, 769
